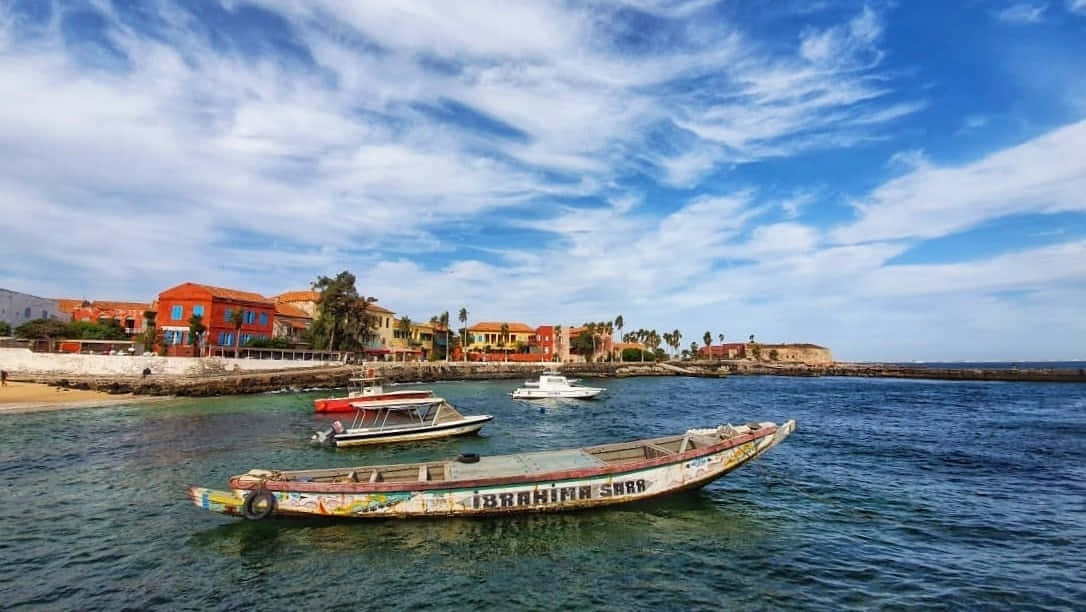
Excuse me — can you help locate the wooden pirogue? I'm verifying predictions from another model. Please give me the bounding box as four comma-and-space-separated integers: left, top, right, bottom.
188, 419, 796, 520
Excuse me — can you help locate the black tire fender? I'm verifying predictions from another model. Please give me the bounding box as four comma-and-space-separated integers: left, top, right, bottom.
242, 489, 277, 520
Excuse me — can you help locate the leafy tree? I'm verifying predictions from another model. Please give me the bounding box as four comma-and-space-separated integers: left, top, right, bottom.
689, 341, 699, 355
310, 271, 378, 352
622, 347, 650, 361
499, 322, 510, 361
570, 328, 596, 358
187, 314, 206, 354
0, 321, 11, 336
769, 348, 779, 361
141, 309, 157, 351
15, 318, 68, 351
703, 331, 712, 359
247, 336, 293, 349
749, 333, 755, 343
396, 316, 413, 359
653, 348, 667, 361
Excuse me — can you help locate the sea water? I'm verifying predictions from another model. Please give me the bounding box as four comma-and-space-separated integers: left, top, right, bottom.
1, 375, 1083, 609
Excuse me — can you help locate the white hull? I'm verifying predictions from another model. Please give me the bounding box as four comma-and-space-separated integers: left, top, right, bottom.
511, 388, 604, 399
333, 417, 492, 447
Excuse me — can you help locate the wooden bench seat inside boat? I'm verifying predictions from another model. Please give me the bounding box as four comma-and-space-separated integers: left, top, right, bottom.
447, 448, 606, 480
281, 432, 730, 484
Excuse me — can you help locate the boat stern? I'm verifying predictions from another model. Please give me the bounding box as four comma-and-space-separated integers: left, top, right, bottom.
188, 485, 246, 517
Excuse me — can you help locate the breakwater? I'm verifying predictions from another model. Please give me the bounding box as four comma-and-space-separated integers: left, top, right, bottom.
12, 359, 1085, 397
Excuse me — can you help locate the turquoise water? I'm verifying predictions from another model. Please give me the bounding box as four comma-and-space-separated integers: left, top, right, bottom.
1, 376, 1084, 610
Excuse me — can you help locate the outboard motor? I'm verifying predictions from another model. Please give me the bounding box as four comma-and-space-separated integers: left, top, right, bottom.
312, 420, 345, 445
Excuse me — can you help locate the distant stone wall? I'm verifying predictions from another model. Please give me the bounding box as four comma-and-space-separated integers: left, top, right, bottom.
0, 347, 341, 377
749, 343, 832, 364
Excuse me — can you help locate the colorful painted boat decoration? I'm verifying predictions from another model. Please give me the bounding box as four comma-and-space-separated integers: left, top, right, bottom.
189, 419, 795, 520
312, 397, 493, 447
314, 372, 433, 413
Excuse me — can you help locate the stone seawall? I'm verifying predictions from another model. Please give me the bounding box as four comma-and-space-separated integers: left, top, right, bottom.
10, 359, 1084, 397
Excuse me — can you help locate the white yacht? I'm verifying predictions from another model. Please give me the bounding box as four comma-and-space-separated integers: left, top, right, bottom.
511, 372, 605, 400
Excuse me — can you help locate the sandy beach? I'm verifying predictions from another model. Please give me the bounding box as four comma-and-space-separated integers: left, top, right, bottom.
0, 381, 157, 414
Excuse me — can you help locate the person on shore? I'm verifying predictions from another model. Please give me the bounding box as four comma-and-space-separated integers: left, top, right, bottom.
1, 370, 7, 387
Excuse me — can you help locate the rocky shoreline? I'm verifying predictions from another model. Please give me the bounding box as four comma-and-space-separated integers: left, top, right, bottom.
8, 360, 1084, 398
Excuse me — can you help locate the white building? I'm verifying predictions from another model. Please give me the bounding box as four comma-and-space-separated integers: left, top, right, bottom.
0, 288, 66, 329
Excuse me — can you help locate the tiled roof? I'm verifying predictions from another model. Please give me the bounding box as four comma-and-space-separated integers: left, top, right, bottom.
275, 290, 319, 303
364, 302, 393, 314
55, 299, 85, 314
469, 321, 534, 333
275, 303, 312, 319
86, 301, 151, 311
163, 282, 272, 304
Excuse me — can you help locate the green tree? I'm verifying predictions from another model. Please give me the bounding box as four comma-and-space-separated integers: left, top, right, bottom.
703, 331, 712, 360
613, 315, 624, 362
397, 316, 413, 360
499, 322, 510, 361
14, 318, 68, 351
553, 324, 562, 362
0, 321, 12, 336
311, 271, 378, 352
439, 311, 450, 361
228, 309, 245, 358
459, 307, 469, 362
188, 314, 206, 355
141, 309, 157, 351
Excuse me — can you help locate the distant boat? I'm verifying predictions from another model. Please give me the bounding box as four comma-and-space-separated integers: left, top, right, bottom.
312, 397, 492, 447
189, 419, 796, 520
313, 370, 433, 413
511, 372, 605, 399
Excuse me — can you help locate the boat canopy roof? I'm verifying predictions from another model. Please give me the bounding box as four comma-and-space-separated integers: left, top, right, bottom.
348, 397, 445, 411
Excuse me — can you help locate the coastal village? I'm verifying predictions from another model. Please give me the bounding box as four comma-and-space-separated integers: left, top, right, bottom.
0, 283, 832, 366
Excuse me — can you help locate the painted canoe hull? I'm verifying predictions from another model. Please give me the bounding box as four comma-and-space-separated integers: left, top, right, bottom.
331, 416, 493, 447
314, 390, 434, 413
189, 420, 795, 519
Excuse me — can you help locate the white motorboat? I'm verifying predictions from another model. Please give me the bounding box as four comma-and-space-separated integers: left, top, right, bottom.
313, 397, 493, 447
511, 372, 605, 400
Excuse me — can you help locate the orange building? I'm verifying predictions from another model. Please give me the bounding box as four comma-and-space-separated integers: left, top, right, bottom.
63, 300, 154, 336
273, 302, 312, 343
156, 282, 275, 355
274, 290, 320, 317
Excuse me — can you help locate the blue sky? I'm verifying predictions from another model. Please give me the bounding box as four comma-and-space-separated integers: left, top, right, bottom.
1, 0, 1084, 361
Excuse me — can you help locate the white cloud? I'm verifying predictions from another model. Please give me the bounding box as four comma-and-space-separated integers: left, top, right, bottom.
834, 120, 1086, 244
995, 3, 1048, 24
1071, 0, 1086, 14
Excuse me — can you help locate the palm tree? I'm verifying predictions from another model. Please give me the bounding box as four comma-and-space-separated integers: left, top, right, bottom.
439, 311, 450, 361
604, 322, 614, 361
703, 331, 712, 360
749, 333, 755, 343
499, 322, 510, 362
397, 316, 412, 361
672, 329, 682, 357
614, 315, 624, 362
554, 324, 562, 362
229, 309, 245, 358
459, 307, 468, 362
718, 333, 725, 344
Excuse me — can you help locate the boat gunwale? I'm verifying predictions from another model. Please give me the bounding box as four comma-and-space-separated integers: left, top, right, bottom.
331, 414, 494, 442
230, 425, 777, 494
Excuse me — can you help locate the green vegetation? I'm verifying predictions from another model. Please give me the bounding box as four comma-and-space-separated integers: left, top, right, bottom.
246, 336, 293, 349
0, 321, 11, 336
309, 271, 379, 352
187, 314, 206, 350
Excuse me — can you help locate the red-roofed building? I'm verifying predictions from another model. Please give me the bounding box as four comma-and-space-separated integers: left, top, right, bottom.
157, 282, 275, 355
273, 302, 312, 343
697, 343, 746, 359
65, 300, 154, 337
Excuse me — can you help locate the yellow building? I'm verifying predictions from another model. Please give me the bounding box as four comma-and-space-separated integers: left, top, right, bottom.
466, 322, 534, 352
